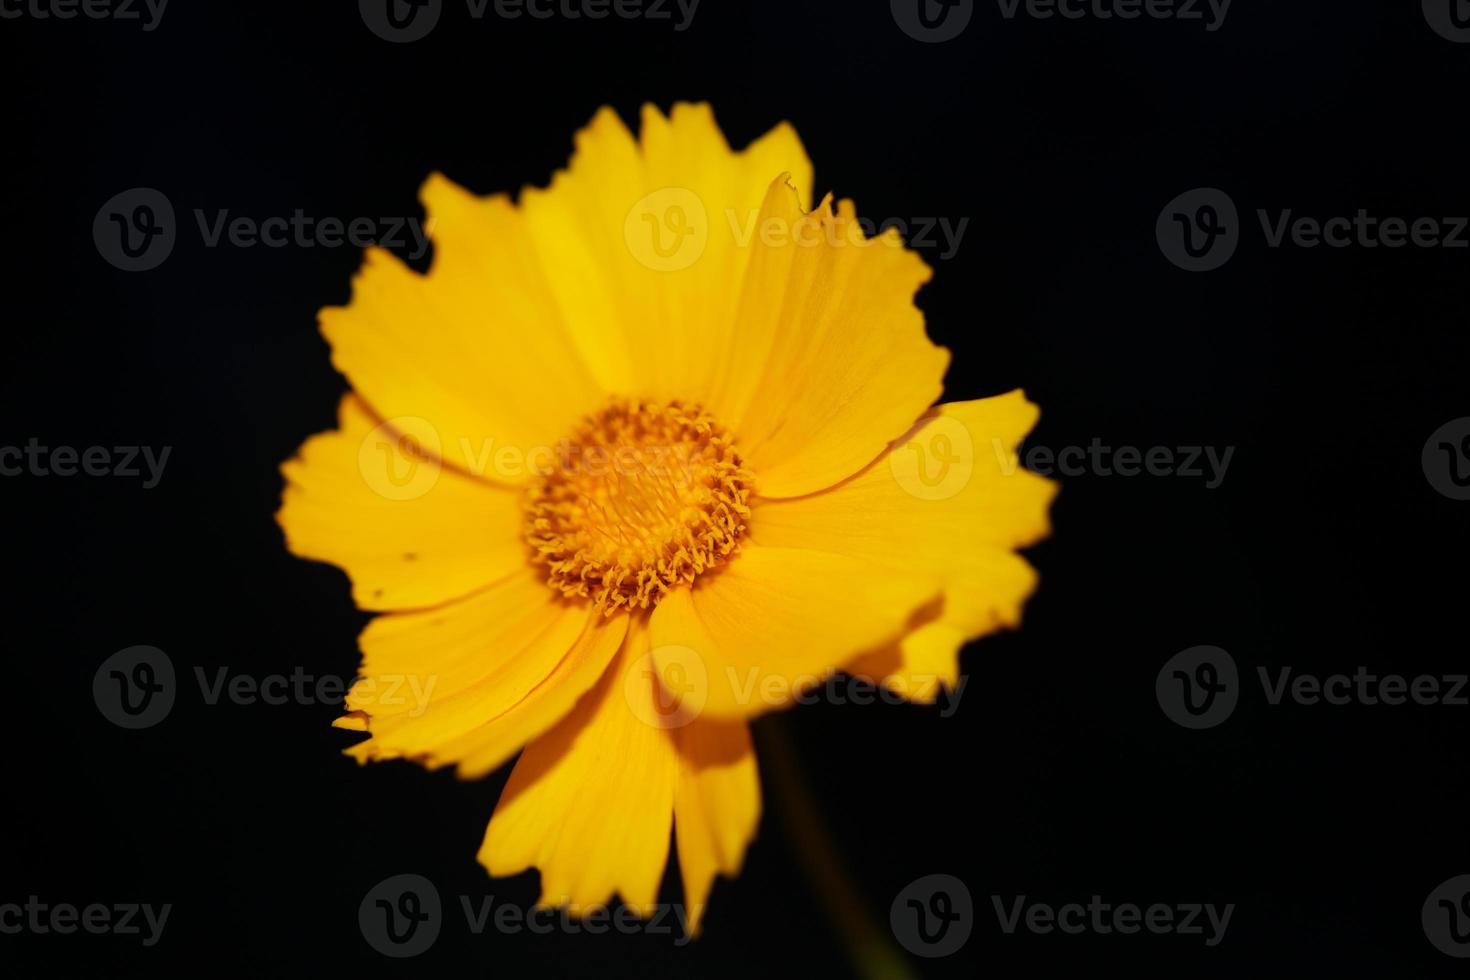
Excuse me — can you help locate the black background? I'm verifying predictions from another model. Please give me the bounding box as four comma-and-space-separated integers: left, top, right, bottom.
4, 0, 1468, 976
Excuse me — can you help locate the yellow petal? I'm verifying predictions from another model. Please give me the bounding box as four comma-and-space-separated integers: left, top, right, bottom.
751, 391, 1057, 700
277, 394, 526, 610
338, 570, 587, 760
673, 718, 760, 935
706, 179, 951, 497
319, 174, 608, 483
427, 608, 627, 779
647, 545, 938, 719
479, 616, 677, 911
520, 102, 813, 401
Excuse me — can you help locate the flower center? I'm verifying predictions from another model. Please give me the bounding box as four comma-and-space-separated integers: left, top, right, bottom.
525, 399, 752, 614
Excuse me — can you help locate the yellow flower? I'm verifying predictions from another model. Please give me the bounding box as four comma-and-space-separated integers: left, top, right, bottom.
277, 102, 1055, 934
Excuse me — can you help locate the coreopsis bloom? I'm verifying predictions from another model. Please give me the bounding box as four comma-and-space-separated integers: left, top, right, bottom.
278, 103, 1055, 933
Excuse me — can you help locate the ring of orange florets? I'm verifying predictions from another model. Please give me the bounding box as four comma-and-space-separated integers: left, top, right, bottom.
524, 399, 753, 615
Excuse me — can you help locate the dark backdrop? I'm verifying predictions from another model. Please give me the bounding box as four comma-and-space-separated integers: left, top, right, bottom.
3, 1, 1468, 976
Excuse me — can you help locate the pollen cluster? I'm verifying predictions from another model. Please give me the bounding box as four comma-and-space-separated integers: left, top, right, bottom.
525, 399, 753, 614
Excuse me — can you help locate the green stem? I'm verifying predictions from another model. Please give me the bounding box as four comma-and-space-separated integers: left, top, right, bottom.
756, 714, 917, 980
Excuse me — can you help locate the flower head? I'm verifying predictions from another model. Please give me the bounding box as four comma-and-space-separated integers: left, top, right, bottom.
278, 102, 1055, 934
